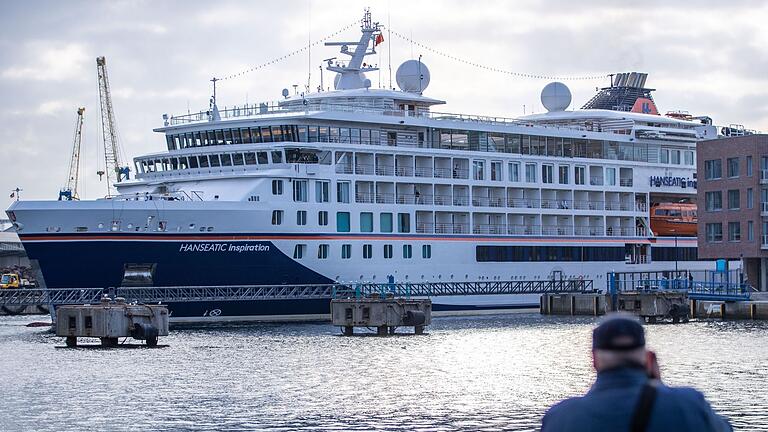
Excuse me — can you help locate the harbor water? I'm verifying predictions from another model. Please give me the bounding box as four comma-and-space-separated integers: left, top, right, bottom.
1, 313, 767, 431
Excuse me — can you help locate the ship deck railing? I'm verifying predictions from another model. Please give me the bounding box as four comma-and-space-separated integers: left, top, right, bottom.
165, 101, 630, 135
0, 279, 595, 308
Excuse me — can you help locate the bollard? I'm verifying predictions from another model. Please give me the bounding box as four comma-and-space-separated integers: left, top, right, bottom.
751, 303, 757, 320
720, 303, 726, 320
690, 299, 696, 319
570, 295, 576, 316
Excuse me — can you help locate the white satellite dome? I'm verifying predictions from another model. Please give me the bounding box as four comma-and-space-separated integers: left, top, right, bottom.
396, 60, 430, 93
541, 82, 572, 112
333, 72, 367, 90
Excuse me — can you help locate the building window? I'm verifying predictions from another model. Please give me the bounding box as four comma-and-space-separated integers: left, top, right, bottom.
473, 160, 485, 180
380, 213, 393, 232
422, 244, 432, 258
318, 211, 329, 226
293, 244, 306, 259
293, 180, 308, 202
747, 188, 754, 209
705, 223, 722, 242
337, 181, 350, 203
660, 149, 669, 164
296, 210, 307, 225
727, 190, 740, 210
360, 212, 374, 232
727, 157, 739, 178
508, 162, 520, 182
542, 164, 554, 184
574, 166, 585, 185
747, 155, 753, 176
403, 244, 413, 258
491, 161, 502, 181
317, 244, 329, 259
363, 244, 373, 259
315, 181, 330, 203
605, 167, 616, 186
684, 150, 694, 166
341, 244, 351, 259
398, 213, 411, 233
525, 163, 536, 183
671, 150, 681, 165
272, 180, 283, 195
384, 244, 393, 259
704, 159, 722, 180
336, 212, 350, 232
728, 222, 741, 242
271, 210, 283, 225
558, 165, 569, 184
748, 221, 754, 241
705, 191, 722, 211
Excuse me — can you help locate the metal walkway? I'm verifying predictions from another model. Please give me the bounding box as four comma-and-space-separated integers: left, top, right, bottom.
0, 279, 594, 307
608, 271, 753, 302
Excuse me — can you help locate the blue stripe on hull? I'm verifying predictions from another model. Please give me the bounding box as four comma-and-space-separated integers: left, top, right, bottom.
22, 240, 332, 288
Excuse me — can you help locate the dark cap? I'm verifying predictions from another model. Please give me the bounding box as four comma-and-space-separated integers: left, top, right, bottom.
592, 314, 645, 351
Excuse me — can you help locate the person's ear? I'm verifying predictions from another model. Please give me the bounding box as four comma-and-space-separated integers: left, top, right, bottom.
592, 350, 599, 371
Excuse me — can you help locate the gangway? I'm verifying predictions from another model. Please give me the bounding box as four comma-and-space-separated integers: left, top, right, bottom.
0, 279, 594, 308
607, 271, 752, 302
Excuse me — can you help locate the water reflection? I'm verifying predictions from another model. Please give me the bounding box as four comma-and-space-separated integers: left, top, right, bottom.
0, 314, 766, 431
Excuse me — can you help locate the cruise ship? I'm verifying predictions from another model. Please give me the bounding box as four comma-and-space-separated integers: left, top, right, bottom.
7, 12, 727, 321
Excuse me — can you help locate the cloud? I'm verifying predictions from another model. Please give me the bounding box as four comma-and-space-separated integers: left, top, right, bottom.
1, 42, 89, 82
36, 100, 75, 115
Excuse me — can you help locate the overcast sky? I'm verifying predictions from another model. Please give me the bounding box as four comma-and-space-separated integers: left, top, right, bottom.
2, 0, 767, 209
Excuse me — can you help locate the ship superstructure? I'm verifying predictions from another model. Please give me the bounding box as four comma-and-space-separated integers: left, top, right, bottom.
7, 12, 722, 321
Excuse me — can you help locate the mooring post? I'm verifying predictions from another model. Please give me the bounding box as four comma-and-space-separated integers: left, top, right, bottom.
608, 272, 618, 311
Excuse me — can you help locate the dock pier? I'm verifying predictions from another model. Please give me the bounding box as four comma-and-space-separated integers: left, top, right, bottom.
331, 294, 431, 335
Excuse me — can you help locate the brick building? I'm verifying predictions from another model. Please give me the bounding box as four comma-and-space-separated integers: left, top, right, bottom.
697, 134, 768, 291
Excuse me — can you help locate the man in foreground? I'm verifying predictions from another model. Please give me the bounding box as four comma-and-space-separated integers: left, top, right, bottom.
541, 313, 732, 432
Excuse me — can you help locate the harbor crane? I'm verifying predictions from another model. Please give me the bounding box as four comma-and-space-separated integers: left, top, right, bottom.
96, 56, 130, 195
58, 107, 85, 201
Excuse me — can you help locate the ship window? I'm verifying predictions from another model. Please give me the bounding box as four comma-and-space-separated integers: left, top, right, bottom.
525, 163, 536, 183
315, 181, 330, 203
212, 130, 222, 145
286, 148, 319, 164
350, 128, 361, 144
178, 157, 188, 170
220, 154, 232, 166
271, 126, 283, 142
574, 166, 585, 185
248, 127, 261, 144
193, 131, 202, 147
327, 127, 338, 143
166, 135, 174, 150
260, 126, 272, 142
654, 209, 668, 216
318, 211, 329, 226
198, 156, 210, 168
307, 126, 319, 142
542, 164, 554, 184
297, 126, 308, 142
605, 167, 616, 186
223, 129, 233, 145
297, 211, 307, 226
337, 182, 350, 203
318, 244, 329, 259
209, 154, 221, 167
336, 212, 350, 232
240, 128, 252, 144
232, 153, 244, 166
272, 180, 283, 195
257, 152, 269, 164
403, 244, 413, 259
189, 157, 199, 169
363, 244, 373, 259
472, 160, 485, 180
380, 213, 393, 232
397, 213, 411, 233
422, 245, 432, 259
558, 165, 569, 184
491, 161, 502, 181
293, 180, 308, 202
319, 127, 329, 142
271, 151, 283, 164
361, 129, 370, 145
384, 244, 393, 259
341, 244, 351, 259
271, 210, 283, 225
293, 244, 306, 259
360, 212, 373, 232
508, 162, 520, 182
244, 152, 257, 165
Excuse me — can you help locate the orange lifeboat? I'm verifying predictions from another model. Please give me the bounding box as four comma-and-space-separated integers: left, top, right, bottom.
650, 202, 697, 237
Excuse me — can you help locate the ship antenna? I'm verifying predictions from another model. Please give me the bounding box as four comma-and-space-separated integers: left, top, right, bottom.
210, 77, 221, 121
387, 8, 392, 89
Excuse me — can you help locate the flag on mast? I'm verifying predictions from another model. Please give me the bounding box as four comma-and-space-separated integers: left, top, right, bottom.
375, 33, 384, 46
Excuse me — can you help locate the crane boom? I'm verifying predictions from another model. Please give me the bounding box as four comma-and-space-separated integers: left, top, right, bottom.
59, 107, 85, 201
96, 56, 129, 194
